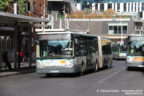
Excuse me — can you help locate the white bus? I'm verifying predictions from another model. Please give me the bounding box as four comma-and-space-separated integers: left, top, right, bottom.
126, 35, 144, 70
111, 43, 127, 59
36, 32, 112, 76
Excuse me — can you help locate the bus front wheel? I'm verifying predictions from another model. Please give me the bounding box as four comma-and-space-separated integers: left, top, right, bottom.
80, 62, 86, 75
127, 67, 133, 71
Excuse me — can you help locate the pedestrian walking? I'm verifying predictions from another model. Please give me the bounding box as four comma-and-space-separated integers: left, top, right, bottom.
20, 50, 24, 62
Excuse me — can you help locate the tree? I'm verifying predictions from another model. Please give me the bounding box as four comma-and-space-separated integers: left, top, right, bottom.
0, 0, 27, 15
14, 0, 27, 15
104, 9, 116, 16
0, 0, 10, 12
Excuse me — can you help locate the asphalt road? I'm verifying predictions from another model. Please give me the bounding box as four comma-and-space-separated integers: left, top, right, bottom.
0, 60, 144, 96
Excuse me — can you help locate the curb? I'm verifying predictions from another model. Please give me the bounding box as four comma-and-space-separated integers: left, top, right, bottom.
0, 70, 35, 78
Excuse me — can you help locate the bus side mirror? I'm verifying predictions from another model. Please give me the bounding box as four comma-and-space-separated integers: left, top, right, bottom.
141, 47, 144, 52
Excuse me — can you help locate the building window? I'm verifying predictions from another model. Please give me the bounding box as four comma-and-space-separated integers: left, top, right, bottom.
142, 3, 144, 10
27, 2, 30, 12
114, 3, 115, 10
39, 1, 42, 15
117, 3, 120, 12
108, 3, 112, 9
124, 3, 126, 12
117, 26, 121, 34
131, 3, 133, 11
114, 26, 117, 34
108, 23, 128, 35
123, 26, 127, 34
95, 4, 98, 10
109, 26, 114, 34
75, 0, 80, 3
82, 4, 92, 10
135, 3, 136, 12
128, 3, 130, 12
100, 3, 104, 11
138, 3, 140, 12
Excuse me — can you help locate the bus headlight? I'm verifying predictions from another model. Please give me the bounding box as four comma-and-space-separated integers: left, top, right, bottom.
36, 60, 43, 68
127, 56, 133, 62
66, 60, 74, 67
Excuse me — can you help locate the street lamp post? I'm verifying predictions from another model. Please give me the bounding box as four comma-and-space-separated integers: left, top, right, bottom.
18, 0, 20, 14
43, 0, 46, 33
119, 0, 123, 44
120, 10, 123, 44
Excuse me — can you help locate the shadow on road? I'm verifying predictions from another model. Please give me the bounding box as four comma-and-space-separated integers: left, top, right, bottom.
39, 66, 114, 79
127, 67, 144, 72
113, 59, 126, 61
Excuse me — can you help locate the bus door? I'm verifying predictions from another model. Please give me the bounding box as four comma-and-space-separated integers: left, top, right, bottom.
86, 39, 93, 67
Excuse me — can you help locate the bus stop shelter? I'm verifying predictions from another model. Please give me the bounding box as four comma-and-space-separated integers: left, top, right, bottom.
0, 12, 48, 70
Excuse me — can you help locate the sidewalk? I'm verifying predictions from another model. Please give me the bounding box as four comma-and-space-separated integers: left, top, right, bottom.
0, 62, 36, 78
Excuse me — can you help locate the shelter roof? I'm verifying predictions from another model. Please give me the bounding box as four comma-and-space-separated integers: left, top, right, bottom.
0, 12, 49, 23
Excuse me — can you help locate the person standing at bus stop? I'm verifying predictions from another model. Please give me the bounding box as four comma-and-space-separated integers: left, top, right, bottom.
2, 51, 12, 70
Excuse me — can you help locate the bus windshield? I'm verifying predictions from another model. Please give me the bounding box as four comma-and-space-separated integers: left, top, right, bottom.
120, 46, 127, 53
40, 40, 73, 58
129, 40, 144, 55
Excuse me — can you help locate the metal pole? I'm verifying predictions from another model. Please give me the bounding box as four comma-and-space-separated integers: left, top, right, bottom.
120, 5, 123, 44
118, 0, 123, 44
42, 0, 46, 33
88, 18, 90, 33
14, 22, 18, 69
18, 0, 20, 14
29, 24, 32, 67
59, 19, 62, 29
14, 2, 17, 14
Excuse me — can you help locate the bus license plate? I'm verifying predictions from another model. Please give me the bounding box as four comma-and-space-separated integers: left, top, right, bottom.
138, 65, 143, 67
50, 70, 59, 73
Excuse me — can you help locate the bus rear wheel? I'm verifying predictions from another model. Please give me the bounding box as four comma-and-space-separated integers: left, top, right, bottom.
95, 63, 99, 72
106, 58, 111, 68
46, 74, 52, 77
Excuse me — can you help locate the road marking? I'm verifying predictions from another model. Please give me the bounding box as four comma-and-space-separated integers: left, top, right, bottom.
97, 68, 124, 84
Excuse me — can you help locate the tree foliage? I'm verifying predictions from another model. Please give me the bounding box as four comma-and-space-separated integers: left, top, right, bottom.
14, 0, 27, 15
67, 9, 120, 19
0, 0, 27, 15
104, 9, 116, 16
0, 0, 10, 11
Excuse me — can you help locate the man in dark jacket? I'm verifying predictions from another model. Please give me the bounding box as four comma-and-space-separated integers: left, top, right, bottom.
2, 51, 12, 70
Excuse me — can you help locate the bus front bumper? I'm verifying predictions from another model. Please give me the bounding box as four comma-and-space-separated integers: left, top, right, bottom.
127, 62, 144, 68
36, 65, 81, 74
118, 56, 127, 59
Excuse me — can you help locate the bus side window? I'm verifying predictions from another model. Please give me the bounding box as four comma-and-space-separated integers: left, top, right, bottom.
75, 45, 80, 56
79, 43, 87, 56
102, 44, 111, 54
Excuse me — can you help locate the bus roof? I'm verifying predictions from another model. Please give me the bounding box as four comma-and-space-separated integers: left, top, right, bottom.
37, 31, 98, 37
102, 40, 111, 45
128, 34, 144, 37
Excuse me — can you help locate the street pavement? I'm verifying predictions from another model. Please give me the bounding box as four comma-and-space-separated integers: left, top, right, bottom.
0, 60, 144, 96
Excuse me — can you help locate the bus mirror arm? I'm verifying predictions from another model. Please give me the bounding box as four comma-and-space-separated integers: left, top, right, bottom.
35, 40, 39, 45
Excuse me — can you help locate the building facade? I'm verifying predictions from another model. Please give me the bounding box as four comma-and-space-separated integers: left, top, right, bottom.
75, 0, 144, 16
